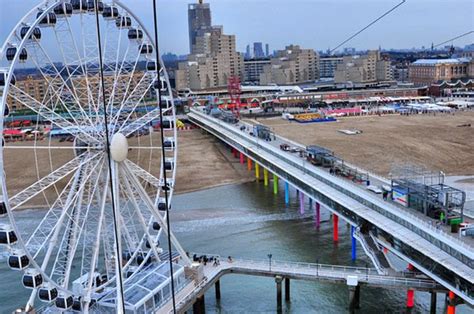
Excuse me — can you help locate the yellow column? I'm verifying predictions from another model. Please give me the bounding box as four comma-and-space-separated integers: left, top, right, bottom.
264, 168, 269, 186
255, 163, 260, 181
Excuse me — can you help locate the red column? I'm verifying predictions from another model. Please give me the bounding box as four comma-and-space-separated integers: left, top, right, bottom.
447, 291, 456, 314
407, 263, 415, 271
239, 152, 244, 164
333, 214, 339, 242
233, 148, 238, 158
247, 158, 252, 171
406, 289, 414, 309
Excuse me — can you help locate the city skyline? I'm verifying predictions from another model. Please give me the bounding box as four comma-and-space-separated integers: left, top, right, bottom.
1, 0, 473, 57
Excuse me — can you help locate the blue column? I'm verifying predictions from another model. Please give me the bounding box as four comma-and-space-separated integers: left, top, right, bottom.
284, 182, 290, 205
309, 198, 313, 207
351, 226, 357, 261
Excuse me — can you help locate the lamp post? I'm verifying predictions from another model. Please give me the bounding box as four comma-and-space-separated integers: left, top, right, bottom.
267, 254, 273, 272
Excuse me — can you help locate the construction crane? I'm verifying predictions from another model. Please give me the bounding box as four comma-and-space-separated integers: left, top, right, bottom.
227, 75, 241, 118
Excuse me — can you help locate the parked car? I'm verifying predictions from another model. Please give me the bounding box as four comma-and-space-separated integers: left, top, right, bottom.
280, 143, 290, 151
366, 185, 383, 194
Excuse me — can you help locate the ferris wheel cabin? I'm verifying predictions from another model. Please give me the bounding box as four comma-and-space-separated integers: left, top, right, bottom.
86, 0, 104, 13
53, 2, 73, 17
102, 5, 119, 19
19, 26, 42, 40
128, 28, 143, 40
116, 16, 132, 28
0, 224, 18, 245
70, 0, 87, 13
6, 47, 28, 62
22, 271, 43, 289
8, 252, 30, 270
36, 11, 57, 26
38, 286, 58, 302
55, 294, 74, 310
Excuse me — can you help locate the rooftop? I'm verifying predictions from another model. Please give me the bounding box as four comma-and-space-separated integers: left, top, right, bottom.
412, 58, 471, 65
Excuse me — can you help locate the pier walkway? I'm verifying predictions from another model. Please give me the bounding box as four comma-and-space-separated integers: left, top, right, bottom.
187, 107, 474, 305
160, 258, 444, 313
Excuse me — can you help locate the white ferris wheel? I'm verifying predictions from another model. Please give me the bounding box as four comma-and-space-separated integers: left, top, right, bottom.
0, 0, 191, 312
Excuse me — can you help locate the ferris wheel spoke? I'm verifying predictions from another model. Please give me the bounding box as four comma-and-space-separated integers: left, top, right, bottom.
52, 18, 98, 130
26, 40, 86, 118
111, 72, 157, 133
121, 162, 191, 266
120, 168, 162, 260
124, 159, 161, 189
4, 145, 90, 150
119, 106, 171, 137
9, 151, 101, 210
7, 85, 100, 145
82, 169, 110, 308
105, 34, 133, 115
49, 158, 106, 287
25, 155, 104, 258
111, 36, 144, 116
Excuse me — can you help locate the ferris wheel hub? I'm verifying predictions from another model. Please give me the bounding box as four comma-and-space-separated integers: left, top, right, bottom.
110, 132, 128, 162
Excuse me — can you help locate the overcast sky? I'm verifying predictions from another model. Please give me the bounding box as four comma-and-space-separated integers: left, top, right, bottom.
1, 0, 473, 55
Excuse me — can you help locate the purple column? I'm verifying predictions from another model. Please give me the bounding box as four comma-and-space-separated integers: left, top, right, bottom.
299, 191, 305, 214
315, 202, 320, 228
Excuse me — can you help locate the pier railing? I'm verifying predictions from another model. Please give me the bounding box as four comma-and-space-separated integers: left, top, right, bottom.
170, 257, 441, 313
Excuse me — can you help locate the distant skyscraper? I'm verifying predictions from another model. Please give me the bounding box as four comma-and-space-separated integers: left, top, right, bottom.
253, 42, 264, 59
245, 44, 251, 59
188, 0, 211, 54
265, 43, 270, 57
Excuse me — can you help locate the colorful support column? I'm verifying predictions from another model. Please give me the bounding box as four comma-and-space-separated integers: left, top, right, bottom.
315, 202, 320, 229
247, 158, 252, 171
333, 214, 339, 242
406, 289, 414, 313
447, 291, 456, 314
273, 174, 278, 195
284, 182, 290, 205
239, 152, 245, 164
351, 225, 356, 261
255, 163, 260, 181
263, 168, 269, 186
299, 191, 305, 214
309, 198, 313, 208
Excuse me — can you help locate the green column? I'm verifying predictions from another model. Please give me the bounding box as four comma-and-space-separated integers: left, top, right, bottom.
273, 174, 278, 194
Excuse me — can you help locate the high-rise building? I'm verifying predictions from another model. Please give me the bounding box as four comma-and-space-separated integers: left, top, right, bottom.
259, 45, 320, 85
334, 50, 392, 83
253, 42, 265, 59
188, 0, 211, 54
245, 44, 251, 59
265, 44, 270, 57
243, 58, 271, 83
177, 13, 243, 90
319, 56, 344, 78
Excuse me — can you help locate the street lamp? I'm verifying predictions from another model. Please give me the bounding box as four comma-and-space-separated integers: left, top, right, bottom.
267, 253, 273, 272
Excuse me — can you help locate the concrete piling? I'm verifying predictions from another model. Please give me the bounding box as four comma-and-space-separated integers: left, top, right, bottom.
315, 202, 320, 229
275, 276, 283, 311
215, 280, 221, 300
299, 191, 304, 214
